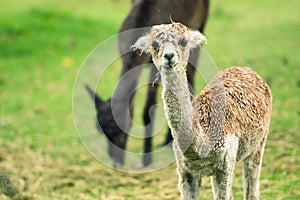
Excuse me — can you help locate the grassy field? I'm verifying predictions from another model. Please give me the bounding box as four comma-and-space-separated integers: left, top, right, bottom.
1, 0, 300, 199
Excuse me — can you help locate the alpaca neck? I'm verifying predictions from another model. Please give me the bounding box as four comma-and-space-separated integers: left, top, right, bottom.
161, 68, 194, 153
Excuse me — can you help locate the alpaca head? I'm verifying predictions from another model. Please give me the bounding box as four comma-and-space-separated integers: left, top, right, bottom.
132, 22, 207, 73
85, 85, 127, 166
94, 98, 127, 166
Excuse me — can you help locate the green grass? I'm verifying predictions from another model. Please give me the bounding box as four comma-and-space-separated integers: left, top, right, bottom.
0, 0, 300, 199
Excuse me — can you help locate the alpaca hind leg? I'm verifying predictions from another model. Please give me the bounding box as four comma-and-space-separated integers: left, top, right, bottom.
243, 136, 267, 200
179, 173, 201, 200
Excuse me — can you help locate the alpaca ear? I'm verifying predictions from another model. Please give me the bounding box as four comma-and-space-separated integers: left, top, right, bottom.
131, 33, 151, 54
189, 30, 207, 49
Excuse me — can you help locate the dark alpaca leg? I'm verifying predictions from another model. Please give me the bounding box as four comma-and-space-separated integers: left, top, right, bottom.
163, 129, 173, 146
186, 46, 200, 96
143, 66, 159, 166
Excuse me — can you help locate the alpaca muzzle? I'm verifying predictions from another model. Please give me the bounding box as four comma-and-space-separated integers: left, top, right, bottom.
163, 52, 178, 69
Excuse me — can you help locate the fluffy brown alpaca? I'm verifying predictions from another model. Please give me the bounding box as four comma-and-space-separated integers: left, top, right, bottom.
88, 0, 210, 167
133, 22, 272, 199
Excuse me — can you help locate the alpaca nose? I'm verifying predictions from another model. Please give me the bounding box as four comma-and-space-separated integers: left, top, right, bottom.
164, 53, 174, 61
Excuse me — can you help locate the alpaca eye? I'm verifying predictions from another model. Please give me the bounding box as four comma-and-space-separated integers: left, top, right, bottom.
178, 38, 187, 47
152, 41, 159, 51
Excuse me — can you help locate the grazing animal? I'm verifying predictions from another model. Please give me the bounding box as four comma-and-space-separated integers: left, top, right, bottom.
132, 22, 272, 199
89, 0, 210, 167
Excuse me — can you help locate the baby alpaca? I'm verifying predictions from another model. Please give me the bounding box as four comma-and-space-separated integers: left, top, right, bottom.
132, 22, 272, 200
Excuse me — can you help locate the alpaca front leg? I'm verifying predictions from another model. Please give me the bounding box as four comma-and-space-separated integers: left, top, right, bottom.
178, 173, 201, 200
211, 175, 234, 200
212, 134, 238, 199
214, 167, 235, 200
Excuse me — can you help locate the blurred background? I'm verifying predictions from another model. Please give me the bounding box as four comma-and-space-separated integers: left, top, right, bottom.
0, 0, 299, 199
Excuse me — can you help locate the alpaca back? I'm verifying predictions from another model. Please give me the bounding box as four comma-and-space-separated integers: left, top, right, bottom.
192, 67, 272, 160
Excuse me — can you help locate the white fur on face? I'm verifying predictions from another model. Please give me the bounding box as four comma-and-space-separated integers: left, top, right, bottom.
151, 41, 189, 71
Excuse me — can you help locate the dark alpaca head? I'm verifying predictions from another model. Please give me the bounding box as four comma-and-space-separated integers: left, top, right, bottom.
85, 85, 127, 166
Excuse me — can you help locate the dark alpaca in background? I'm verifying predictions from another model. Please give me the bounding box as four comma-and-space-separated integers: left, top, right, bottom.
86, 0, 210, 167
